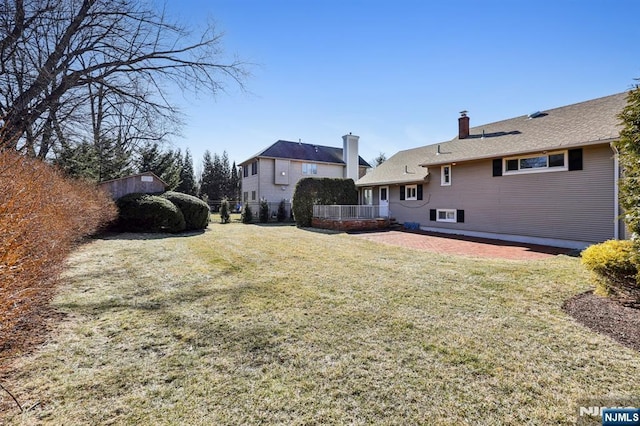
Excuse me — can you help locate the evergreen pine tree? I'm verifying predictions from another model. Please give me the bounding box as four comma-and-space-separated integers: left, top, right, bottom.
230, 161, 240, 201
137, 142, 181, 189
616, 85, 640, 236
176, 148, 198, 195
220, 151, 231, 198
55, 138, 133, 182
259, 199, 270, 223
200, 150, 216, 201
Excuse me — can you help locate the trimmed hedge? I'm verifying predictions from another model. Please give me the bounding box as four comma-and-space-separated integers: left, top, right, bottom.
162, 191, 210, 230
582, 240, 639, 306
117, 193, 186, 233
292, 178, 358, 227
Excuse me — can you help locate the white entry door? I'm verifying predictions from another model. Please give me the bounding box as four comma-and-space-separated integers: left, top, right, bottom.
379, 186, 389, 217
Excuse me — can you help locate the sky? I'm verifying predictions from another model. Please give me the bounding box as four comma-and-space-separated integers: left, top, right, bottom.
162, 0, 640, 170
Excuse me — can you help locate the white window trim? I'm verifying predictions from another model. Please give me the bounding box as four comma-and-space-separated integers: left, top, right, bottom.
436, 209, 457, 223
362, 188, 373, 205
503, 150, 568, 175
405, 184, 417, 201
441, 165, 451, 186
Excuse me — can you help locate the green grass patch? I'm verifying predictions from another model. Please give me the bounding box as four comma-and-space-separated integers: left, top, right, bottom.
4, 224, 640, 424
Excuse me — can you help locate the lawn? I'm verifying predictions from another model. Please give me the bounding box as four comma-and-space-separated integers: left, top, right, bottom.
3, 221, 640, 424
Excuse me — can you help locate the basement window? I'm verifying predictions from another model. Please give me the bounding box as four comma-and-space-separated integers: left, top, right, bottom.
437, 209, 456, 223
504, 151, 567, 175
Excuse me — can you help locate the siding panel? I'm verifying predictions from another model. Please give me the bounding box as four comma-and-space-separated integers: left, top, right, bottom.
389, 144, 615, 244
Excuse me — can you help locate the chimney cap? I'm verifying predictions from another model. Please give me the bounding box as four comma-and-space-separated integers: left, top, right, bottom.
459, 110, 468, 117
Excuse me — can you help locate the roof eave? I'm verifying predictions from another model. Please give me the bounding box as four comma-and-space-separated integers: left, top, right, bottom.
418, 138, 618, 167
356, 174, 430, 187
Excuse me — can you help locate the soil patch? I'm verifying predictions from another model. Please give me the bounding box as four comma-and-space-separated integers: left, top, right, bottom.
563, 291, 640, 352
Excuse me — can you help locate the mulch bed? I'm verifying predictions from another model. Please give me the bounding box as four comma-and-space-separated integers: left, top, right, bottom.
563, 291, 640, 352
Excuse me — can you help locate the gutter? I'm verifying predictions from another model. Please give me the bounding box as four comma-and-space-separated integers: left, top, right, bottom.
355, 174, 430, 188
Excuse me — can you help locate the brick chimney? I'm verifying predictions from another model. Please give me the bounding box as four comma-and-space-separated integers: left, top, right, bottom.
458, 110, 470, 139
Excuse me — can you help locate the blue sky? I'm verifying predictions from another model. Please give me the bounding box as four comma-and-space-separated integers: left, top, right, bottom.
165, 0, 640, 170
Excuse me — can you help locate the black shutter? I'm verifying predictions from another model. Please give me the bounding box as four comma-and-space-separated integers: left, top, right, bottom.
456, 210, 465, 223
430, 209, 436, 221
492, 159, 502, 177
568, 148, 583, 171
417, 184, 423, 200
400, 185, 405, 201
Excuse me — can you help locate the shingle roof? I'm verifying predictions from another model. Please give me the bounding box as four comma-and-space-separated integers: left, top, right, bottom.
356, 145, 431, 186
420, 92, 627, 166
98, 171, 168, 187
356, 92, 627, 187
240, 140, 371, 167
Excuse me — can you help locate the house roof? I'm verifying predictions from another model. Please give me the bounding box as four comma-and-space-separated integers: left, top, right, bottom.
420, 92, 627, 167
356, 92, 627, 187
98, 171, 168, 187
356, 145, 432, 186
239, 140, 371, 167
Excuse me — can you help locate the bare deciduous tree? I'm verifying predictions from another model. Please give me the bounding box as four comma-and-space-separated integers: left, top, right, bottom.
0, 0, 247, 156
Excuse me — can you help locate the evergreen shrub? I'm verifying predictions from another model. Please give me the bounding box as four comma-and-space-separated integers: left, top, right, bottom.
582, 240, 639, 306
116, 193, 186, 233
292, 178, 358, 227
259, 199, 269, 223
242, 204, 253, 223
161, 191, 210, 230
277, 199, 287, 222
220, 198, 230, 224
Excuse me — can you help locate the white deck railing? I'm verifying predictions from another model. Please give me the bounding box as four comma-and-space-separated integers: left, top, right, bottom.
313, 205, 388, 219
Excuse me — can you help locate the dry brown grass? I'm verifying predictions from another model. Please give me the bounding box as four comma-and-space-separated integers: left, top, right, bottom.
3, 222, 640, 424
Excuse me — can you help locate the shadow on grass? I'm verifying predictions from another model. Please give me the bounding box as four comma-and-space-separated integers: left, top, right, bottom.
96, 229, 207, 241
298, 226, 342, 235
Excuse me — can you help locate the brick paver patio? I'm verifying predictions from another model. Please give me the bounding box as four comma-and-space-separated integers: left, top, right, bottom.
351, 230, 574, 260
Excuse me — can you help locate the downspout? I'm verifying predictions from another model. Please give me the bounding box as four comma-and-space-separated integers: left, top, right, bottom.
257, 159, 261, 203
611, 143, 620, 240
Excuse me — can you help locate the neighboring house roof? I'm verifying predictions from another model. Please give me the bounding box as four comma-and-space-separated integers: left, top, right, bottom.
98, 171, 168, 187
356, 92, 627, 187
240, 140, 371, 167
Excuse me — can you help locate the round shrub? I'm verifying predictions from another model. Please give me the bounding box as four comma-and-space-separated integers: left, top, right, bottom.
116, 193, 186, 233
161, 191, 210, 230
581, 240, 639, 305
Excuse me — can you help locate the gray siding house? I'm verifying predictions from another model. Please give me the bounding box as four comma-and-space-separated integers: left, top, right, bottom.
239, 135, 371, 209
356, 93, 628, 249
